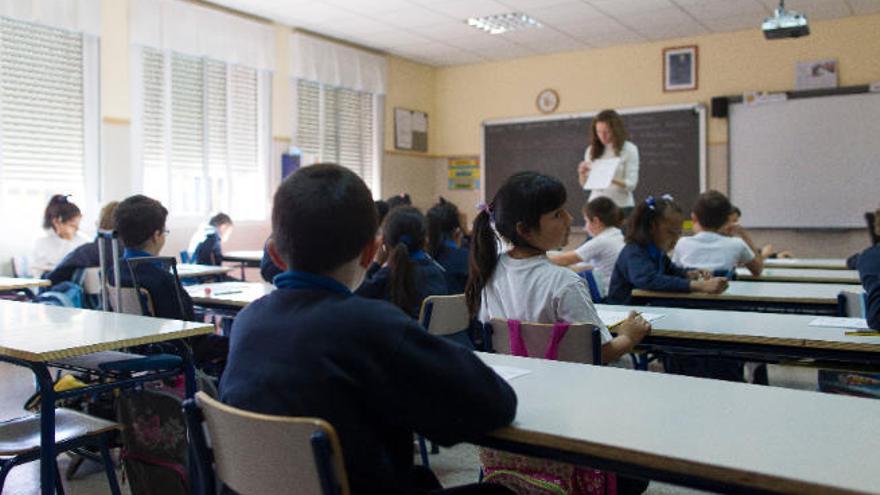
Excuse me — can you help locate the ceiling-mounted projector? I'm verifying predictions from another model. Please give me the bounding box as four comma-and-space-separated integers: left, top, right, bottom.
762, 0, 809, 39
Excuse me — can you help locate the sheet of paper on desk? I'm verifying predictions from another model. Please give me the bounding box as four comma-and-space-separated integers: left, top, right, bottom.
809, 317, 870, 330
583, 158, 620, 190
598, 310, 666, 327
489, 365, 532, 382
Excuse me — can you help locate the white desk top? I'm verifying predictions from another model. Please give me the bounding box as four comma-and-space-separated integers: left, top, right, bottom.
222, 250, 263, 262
185, 281, 273, 308
634, 281, 861, 305
0, 277, 50, 291
596, 304, 880, 353
177, 263, 235, 279
0, 300, 212, 362
478, 352, 880, 494
764, 258, 848, 270
736, 267, 860, 284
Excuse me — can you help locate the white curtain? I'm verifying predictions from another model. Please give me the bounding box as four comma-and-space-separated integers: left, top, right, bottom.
0, 0, 100, 35
290, 32, 387, 95
129, 0, 275, 71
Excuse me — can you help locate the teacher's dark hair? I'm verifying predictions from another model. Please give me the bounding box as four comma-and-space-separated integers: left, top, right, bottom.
589, 109, 628, 161
466, 171, 567, 318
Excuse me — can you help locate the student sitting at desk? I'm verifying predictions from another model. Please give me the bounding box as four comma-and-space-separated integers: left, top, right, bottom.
673, 190, 763, 277
112, 195, 195, 321
548, 196, 625, 299
188, 213, 233, 266
356, 206, 448, 318
467, 171, 651, 494
427, 197, 469, 294
45, 201, 119, 287
221, 164, 516, 495
606, 194, 728, 305
31, 194, 90, 276
858, 243, 880, 330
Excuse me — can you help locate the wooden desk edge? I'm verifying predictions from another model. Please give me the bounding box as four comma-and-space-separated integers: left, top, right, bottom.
0, 324, 213, 362
190, 296, 250, 308
485, 427, 874, 495
633, 290, 833, 305
0, 280, 51, 290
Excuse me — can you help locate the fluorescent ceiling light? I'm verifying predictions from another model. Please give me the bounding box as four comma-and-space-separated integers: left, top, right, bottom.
466, 12, 542, 35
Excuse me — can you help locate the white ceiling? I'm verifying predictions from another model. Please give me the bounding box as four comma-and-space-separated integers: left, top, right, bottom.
208, 0, 880, 66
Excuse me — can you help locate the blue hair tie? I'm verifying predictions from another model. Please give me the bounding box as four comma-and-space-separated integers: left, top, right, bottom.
645, 196, 656, 210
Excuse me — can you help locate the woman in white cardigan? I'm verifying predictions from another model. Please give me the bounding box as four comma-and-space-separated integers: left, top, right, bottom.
577, 109, 640, 217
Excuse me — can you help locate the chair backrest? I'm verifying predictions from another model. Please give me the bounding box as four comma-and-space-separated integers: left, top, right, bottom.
184, 391, 350, 495
418, 294, 470, 337
106, 284, 156, 316
10, 255, 30, 278
487, 318, 601, 365
838, 290, 867, 318
179, 250, 191, 264
576, 270, 603, 303
866, 212, 879, 246
81, 267, 102, 296
125, 256, 187, 318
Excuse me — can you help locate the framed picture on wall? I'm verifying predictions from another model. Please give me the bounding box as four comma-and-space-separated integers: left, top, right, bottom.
663, 45, 698, 92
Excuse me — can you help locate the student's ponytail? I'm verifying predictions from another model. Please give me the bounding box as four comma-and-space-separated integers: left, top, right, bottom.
388, 241, 417, 314
625, 194, 682, 246
426, 197, 460, 259
42, 194, 81, 230
465, 208, 498, 318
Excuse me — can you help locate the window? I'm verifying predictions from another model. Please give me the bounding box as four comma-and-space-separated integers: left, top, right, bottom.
0, 17, 97, 236
292, 79, 378, 193
139, 47, 266, 220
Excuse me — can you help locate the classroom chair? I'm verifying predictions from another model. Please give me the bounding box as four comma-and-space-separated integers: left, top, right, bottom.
180, 250, 191, 264
486, 319, 602, 366
183, 391, 350, 495
575, 270, 603, 303
0, 408, 122, 495
838, 290, 867, 318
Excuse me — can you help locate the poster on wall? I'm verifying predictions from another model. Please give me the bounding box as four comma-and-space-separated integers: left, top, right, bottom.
795, 59, 838, 90
448, 157, 480, 191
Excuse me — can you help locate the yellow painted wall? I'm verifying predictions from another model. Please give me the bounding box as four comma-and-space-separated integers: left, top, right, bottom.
433, 13, 880, 156
384, 56, 437, 154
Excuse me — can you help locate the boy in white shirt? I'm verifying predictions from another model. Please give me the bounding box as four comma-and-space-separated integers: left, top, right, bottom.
549, 197, 624, 299
673, 191, 763, 276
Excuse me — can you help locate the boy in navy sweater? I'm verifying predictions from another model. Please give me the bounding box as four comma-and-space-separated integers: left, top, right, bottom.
220, 164, 516, 495
112, 195, 195, 321
858, 244, 880, 330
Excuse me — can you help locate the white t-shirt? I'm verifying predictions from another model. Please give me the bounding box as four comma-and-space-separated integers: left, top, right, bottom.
574, 227, 625, 298
479, 253, 612, 344
584, 140, 640, 207
673, 231, 755, 272
31, 230, 89, 276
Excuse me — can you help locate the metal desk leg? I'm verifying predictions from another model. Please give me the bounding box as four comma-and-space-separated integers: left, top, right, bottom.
35, 363, 56, 495
177, 342, 201, 495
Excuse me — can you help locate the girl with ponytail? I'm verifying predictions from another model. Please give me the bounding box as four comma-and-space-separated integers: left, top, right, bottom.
31, 194, 89, 276
426, 197, 469, 294
356, 206, 448, 317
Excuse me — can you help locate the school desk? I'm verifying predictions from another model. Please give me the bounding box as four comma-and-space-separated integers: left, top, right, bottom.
631, 281, 861, 315
221, 250, 262, 279
0, 300, 212, 495
0, 276, 50, 294
177, 263, 236, 279
735, 267, 860, 284
595, 304, 880, 366
476, 352, 880, 495
763, 258, 848, 270
185, 281, 273, 310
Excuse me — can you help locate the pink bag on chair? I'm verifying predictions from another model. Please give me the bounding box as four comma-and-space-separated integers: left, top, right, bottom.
481, 320, 617, 495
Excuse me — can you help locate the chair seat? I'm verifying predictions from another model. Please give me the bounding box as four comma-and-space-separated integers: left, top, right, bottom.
52, 351, 182, 373
0, 409, 120, 456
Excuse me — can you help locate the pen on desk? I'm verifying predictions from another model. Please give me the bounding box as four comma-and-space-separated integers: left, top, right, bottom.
213, 290, 243, 296
608, 312, 640, 329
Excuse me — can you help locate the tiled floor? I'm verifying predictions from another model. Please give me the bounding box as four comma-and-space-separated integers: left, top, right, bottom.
0, 362, 820, 494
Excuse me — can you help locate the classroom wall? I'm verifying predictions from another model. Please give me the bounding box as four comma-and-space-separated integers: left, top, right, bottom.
419, 13, 880, 257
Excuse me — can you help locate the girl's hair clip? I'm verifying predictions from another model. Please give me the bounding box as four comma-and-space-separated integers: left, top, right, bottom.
476, 201, 495, 222
660, 193, 674, 202
645, 196, 656, 211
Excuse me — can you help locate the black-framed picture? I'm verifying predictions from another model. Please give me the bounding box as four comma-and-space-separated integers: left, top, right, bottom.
663, 45, 698, 92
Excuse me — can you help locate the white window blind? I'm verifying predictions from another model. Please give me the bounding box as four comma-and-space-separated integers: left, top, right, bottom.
0, 16, 95, 237
293, 79, 378, 192
140, 47, 265, 220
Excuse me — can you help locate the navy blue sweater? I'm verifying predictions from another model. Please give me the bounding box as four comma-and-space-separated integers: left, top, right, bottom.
220, 283, 516, 494
858, 245, 880, 330
434, 241, 469, 294
606, 243, 691, 305
192, 233, 223, 266
355, 257, 448, 318
45, 237, 119, 286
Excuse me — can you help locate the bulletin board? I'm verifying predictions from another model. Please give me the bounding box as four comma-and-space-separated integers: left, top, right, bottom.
394, 107, 428, 152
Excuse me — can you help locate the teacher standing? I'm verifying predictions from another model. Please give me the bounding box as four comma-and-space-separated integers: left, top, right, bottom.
577, 109, 640, 217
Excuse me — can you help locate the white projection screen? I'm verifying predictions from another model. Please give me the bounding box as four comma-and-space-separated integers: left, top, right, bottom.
729, 92, 880, 228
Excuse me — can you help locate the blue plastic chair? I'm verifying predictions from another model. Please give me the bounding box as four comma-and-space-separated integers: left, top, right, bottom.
576, 269, 603, 303
180, 250, 191, 264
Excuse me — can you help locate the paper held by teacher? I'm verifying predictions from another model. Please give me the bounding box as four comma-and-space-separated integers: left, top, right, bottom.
583, 158, 621, 190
